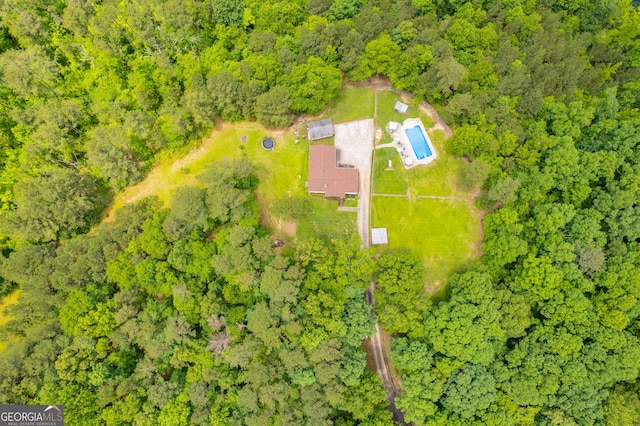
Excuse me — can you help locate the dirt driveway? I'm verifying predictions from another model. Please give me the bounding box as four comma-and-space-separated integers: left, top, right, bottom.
334, 118, 375, 247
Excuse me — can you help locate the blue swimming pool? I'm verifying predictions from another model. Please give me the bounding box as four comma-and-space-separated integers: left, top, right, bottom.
405, 125, 432, 160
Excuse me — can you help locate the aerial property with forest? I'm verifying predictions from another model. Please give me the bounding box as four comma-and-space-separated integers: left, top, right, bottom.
0, 0, 639, 425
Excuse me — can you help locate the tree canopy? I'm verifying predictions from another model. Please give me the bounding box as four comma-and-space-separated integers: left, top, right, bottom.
0, 0, 639, 424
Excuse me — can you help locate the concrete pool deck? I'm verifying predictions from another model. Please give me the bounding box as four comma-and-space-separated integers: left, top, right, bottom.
386, 118, 437, 169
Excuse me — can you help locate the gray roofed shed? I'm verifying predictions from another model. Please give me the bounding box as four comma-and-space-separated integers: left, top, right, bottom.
394, 101, 409, 114
307, 119, 334, 141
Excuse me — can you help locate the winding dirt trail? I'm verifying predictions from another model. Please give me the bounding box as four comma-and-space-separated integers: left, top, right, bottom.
365, 286, 407, 424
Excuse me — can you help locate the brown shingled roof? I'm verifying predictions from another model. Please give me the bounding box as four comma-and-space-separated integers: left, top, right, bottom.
308, 145, 359, 199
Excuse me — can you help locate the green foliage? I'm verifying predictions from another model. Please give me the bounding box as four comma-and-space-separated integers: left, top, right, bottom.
375, 252, 430, 336
1, 0, 640, 423
0, 163, 388, 424
328, 0, 362, 21
1, 169, 100, 242
424, 272, 505, 368
603, 386, 640, 425
391, 338, 443, 423
457, 159, 491, 191
285, 57, 342, 114
212, 0, 244, 27
442, 363, 497, 419
86, 125, 143, 189
163, 186, 208, 240
59, 284, 113, 337
255, 86, 293, 128
351, 34, 416, 88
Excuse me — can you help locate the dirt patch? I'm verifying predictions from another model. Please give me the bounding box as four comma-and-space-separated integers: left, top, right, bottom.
423, 280, 442, 295
379, 328, 404, 392
283, 221, 297, 236
256, 192, 273, 229
362, 338, 377, 373
419, 103, 453, 138
346, 76, 391, 89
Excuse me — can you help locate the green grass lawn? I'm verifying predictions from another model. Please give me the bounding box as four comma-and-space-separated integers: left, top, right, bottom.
112, 123, 308, 210
343, 197, 359, 208
324, 87, 375, 123
108, 121, 354, 244
372, 197, 480, 288
373, 148, 409, 194
373, 130, 468, 197
0, 290, 21, 353
295, 195, 357, 243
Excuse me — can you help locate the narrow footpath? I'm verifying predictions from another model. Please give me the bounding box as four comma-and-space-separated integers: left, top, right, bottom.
366, 286, 407, 424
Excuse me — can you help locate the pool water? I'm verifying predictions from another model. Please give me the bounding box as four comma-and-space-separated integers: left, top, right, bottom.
405, 125, 432, 160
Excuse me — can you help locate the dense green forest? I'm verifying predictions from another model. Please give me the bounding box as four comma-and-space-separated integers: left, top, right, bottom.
0, 0, 639, 424
0, 159, 393, 424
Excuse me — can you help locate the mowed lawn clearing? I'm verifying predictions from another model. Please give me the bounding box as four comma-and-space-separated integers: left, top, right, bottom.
0, 289, 21, 353
110, 122, 307, 213
295, 196, 357, 243
373, 130, 468, 197
324, 87, 375, 123
371, 197, 480, 286
106, 121, 354, 242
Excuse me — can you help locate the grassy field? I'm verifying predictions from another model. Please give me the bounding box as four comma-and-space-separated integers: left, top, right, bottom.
0, 290, 20, 353
324, 87, 375, 123
110, 123, 307, 211
295, 196, 357, 242
373, 130, 468, 197
107, 121, 356, 244
371, 197, 480, 287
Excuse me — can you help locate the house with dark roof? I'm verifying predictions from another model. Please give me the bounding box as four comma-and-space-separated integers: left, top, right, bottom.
308, 145, 359, 199
307, 119, 334, 141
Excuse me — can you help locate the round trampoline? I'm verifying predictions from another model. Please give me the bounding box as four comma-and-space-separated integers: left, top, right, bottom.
262, 137, 275, 151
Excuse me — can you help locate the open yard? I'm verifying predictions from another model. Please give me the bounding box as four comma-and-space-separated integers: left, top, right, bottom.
371, 197, 480, 288
107, 121, 355, 244
324, 87, 376, 123
373, 131, 468, 197
110, 123, 307, 211
295, 196, 357, 242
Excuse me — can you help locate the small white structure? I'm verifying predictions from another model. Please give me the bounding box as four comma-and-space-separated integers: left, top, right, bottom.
394, 101, 409, 114
371, 228, 388, 245
386, 121, 399, 133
